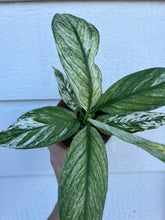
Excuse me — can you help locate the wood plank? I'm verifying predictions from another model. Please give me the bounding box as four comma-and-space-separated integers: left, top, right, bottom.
0, 175, 57, 220
0, 101, 164, 176
0, 172, 165, 220
0, 100, 58, 177
0, 0, 164, 3
0, 100, 59, 130
0, 135, 165, 177
104, 172, 165, 220
0, 2, 165, 100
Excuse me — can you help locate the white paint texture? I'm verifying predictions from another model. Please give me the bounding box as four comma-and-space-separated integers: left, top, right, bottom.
0, 2, 165, 220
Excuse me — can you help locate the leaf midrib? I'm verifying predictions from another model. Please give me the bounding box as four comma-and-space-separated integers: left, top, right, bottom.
65, 16, 93, 112
84, 124, 91, 218
100, 82, 165, 110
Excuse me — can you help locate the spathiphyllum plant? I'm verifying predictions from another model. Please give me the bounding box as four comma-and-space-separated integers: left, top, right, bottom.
1, 13, 165, 220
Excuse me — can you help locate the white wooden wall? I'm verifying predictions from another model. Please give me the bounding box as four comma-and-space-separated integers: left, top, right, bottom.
0, 2, 165, 220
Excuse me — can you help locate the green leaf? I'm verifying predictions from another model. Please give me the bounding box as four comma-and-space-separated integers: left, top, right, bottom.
97, 68, 165, 114
0, 106, 80, 149
52, 13, 102, 112
58, 124, 108, 220
53, 67, 80, 111
89, 119, 165, 162
97, 111, 165, 133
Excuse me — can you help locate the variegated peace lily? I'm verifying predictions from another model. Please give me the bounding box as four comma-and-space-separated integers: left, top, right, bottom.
1, 13, 165, 220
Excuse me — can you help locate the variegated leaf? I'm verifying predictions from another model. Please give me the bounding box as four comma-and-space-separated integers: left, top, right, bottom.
0, 106, 80, 149
58, 125, 108, 220
97, 111, 165, 133
89, 119, 165, 162
52, 13, 102, 112
97, 68, 165, 114
53, 67, 80, 111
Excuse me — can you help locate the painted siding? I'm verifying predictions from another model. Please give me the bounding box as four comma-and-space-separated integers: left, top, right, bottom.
0, 2, 165, 219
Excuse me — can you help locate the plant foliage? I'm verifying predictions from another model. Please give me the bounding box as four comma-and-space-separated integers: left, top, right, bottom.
0, 13, 165, 220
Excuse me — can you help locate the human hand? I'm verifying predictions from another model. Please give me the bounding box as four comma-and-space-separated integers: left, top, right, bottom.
47, 143, 68, 220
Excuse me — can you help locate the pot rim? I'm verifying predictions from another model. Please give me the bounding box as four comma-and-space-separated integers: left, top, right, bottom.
57, 99, 111, 149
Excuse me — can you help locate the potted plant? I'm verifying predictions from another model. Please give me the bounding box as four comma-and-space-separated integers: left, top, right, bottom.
0, 13, 165, 220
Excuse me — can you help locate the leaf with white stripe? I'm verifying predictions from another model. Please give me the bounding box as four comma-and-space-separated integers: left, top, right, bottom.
97, 111, 165, 133
52, 13, 102, 112
0, 106, 80, 149
89, 119, 165, 162
58, 125, 108, 220
54, 67, 80, 111
97, 68, 165, 114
